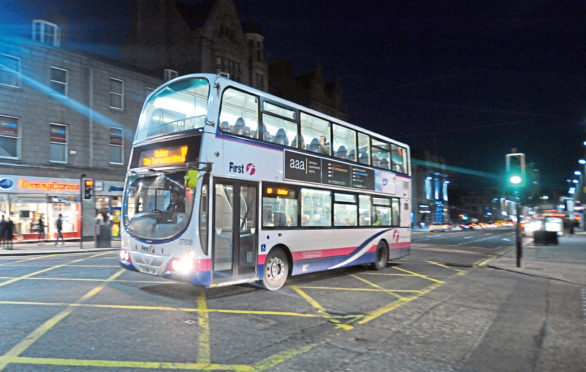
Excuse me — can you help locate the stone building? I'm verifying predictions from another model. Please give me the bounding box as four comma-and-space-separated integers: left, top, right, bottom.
123, 0, 268, 91
269, 59, 347, 121
0, 18, 161, 241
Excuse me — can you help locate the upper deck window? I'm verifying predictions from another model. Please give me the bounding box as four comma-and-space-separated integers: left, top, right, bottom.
301, 113, 330, 156
135, 78, 210, 143
219, 88, 259, 139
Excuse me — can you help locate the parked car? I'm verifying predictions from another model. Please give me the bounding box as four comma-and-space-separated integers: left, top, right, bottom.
429, 222, 452, 232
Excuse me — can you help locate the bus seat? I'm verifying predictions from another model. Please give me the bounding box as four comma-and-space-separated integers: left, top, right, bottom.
275, 128, 288, 145
380, 157, 389, 169
232, 118, 245, 135
308, 138, 320, 152
243, 126, 251, 138
335, 145, 347, 159
372, 154, 380, 167
359, 151, 369, 164
263, 128, 272, 142
220, 121, 230, 132
291, 136, 297, 148
347, 149, 355, 161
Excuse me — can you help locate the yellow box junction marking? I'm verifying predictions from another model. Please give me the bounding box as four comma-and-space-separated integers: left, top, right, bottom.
290, 285, 353, 330
392, 266, 446, 283
426, 260, 467, 276
0, 251, 111, 288
0, 268, 125, 371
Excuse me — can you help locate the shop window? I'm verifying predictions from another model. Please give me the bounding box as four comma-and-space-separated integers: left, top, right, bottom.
300, 188, 331, 227
262, 185, 298, 227
219, 88, 259, 139
109, 127, 123, 164
109, 77, 124, 110
49, 123, 67, 163
333, 193, 357, 227
301, 112, 330, 156
0, 54, 20, 88
0, 115, 19, 159
50, 66, 68, 96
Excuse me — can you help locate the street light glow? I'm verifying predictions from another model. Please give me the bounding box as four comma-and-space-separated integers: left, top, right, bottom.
510, 175, 522, 184
575, 170, 582, 176
579, 159, 586, 165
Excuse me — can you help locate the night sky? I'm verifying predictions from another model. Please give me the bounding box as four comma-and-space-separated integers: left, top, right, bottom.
2, 0, 585, 192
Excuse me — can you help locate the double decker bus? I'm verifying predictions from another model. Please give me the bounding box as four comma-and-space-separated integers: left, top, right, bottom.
119, 73, 411, 290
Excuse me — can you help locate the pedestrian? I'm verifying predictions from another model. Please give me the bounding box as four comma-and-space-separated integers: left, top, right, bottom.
55, 214, 65, 246
37, 216, 45, 243
0, 215, 5, 248
4, 216, 14, 250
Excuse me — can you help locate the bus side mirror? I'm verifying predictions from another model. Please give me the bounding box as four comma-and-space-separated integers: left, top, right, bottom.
185, 170, 199, 189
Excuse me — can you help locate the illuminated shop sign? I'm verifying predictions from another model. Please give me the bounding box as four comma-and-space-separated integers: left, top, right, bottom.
18, 179, 80, 193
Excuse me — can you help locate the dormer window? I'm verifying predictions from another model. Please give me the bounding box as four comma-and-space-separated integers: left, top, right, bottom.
164, 69, 178, 81
32, 20, 61, 47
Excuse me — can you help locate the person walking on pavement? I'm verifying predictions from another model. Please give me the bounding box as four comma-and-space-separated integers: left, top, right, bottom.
4, 216, 14, 250
55, 214, 65, 246
0, 215, 5, 248
37, 216, 45, 244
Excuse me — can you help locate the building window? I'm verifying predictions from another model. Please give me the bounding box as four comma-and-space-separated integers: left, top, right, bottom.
32, 20, 61, 47
50, 67, 68, 96
49, 123, 67, 163
0, 115, 19, 159
109, 78, 124, 110
254, 73, 264, 90
0, 54, 20, 88
164, 69, 178, 81
109, 127, 123, 164
215, 56, 241, 81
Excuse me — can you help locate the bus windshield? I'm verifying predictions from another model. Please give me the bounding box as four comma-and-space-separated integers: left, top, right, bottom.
135, 77, 210, 143
124, 171, 194, 240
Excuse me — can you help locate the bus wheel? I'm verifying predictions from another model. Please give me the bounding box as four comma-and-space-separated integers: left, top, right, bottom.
263, 247, 288, 290
372, 240, 389, 271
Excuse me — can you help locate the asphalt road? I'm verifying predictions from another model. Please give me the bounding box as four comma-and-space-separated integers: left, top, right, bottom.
0, 230, 584, 371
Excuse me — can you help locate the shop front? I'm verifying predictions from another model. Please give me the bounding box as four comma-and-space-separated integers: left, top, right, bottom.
0, 175, 81, 241
94, 180, 124, 239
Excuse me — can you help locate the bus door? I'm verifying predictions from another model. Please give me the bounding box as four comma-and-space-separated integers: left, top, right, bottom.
212, 179, 258, 284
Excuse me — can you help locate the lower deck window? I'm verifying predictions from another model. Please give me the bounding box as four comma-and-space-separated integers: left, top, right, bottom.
301, 188, 331, 227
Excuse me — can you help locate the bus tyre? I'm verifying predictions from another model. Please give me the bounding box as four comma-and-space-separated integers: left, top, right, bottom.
263, 247, 288, 290
372, 240, 389, 271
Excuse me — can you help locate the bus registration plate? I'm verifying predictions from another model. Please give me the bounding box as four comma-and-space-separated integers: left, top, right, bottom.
139, 265, 157, 275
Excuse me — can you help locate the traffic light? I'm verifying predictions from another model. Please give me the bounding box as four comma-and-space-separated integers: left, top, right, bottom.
506, 153, 526, 188
83, 178, 94, 200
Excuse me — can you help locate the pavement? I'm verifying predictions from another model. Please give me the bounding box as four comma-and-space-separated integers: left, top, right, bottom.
488, 231, 586, 286
0, 239, 120, 256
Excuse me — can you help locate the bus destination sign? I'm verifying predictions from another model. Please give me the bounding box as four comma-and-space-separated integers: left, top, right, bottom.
284, 151, 374, 190
139, 145, 188, 167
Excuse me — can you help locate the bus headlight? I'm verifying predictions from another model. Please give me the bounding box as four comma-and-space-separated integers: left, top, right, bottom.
171, 257, 193, 274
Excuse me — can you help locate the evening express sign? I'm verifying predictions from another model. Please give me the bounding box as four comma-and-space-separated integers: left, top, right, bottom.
284, 150, 374, 190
